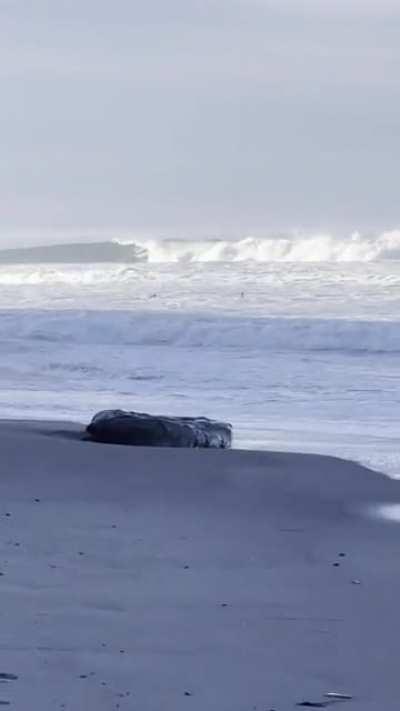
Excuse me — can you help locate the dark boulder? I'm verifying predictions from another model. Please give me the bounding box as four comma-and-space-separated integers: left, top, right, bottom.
86, 409, 232, 449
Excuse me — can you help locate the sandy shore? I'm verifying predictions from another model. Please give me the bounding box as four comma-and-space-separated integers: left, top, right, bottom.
0, 420, 399, 710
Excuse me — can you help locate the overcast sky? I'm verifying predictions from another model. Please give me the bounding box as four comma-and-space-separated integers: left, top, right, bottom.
0, 0, 399, 245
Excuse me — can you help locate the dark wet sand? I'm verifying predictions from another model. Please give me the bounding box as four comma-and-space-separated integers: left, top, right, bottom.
0, 419, 399, 710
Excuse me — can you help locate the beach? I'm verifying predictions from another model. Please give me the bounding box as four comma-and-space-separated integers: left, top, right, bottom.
1, 420, 399, 710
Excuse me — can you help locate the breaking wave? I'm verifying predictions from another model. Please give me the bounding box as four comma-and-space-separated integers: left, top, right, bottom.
1, 230, 400, 264
2, 310, 400, 353
121, 231, 400, 263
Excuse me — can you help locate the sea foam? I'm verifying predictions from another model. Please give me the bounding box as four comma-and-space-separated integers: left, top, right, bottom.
121, 231, 400, 263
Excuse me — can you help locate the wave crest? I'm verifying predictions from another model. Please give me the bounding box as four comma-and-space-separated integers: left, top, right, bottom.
1, 230, 400, 264
117, 231, 400, 263
2, 311, 400, 353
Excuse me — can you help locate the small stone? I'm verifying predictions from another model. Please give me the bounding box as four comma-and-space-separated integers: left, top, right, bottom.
34, 499, 41, 503
332, 562, 340, 567
184, 565, 190, 570
5, 514, 11, 518
338, 552, 346, 557
220, 603, 228, 607
184, 691, 192, 697
78, 552, 85, 556
79, 675, 88, 679
119, 650, 125, 654
352, 579, 361, 585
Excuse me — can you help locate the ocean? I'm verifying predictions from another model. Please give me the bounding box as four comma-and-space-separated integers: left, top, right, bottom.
1, 232, 399, 477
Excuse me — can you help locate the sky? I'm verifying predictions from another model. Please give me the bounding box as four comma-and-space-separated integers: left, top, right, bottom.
0, 0, 399, 246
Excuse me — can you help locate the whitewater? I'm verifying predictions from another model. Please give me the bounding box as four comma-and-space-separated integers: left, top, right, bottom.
0, 233, 399, 477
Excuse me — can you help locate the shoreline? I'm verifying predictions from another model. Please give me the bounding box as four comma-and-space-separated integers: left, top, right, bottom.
1, 419, 399, 710
0, 416, 392, 477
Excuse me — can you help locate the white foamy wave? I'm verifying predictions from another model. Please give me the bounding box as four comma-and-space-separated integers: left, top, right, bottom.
120, 230, 400, 263
0, 266, 130, 286
2, 311, 400, 353
1, 230, 400, 267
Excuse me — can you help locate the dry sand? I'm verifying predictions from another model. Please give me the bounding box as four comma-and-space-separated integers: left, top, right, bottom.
0, 419, 399, 710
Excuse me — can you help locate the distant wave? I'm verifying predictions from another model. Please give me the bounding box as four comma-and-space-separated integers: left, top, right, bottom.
1, 230, 400, 264
0, 241, 142, 264
121, 231, 400, 263
2, 310, 400, 353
